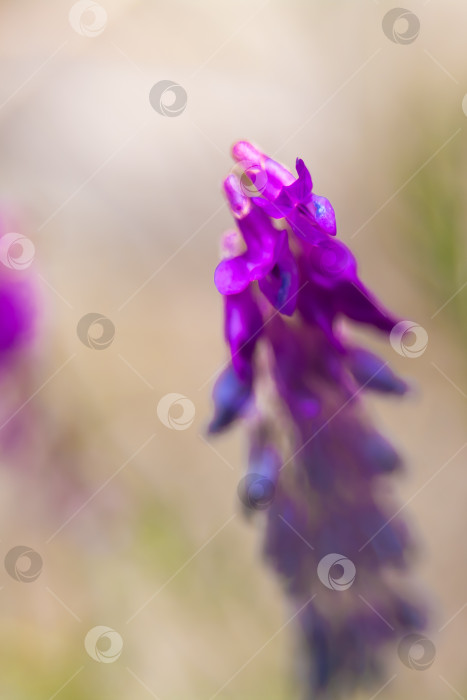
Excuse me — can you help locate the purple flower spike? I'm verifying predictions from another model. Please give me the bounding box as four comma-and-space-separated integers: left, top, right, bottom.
209, 142, 427, 698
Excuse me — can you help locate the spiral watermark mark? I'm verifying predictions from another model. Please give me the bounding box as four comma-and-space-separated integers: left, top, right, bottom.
77, 313, 115, 350
398, 633, 436, 670
149, 81, 187, 117
0, 233, 35, 270
85, 626, 123, 663
462, 94, 467, 117
237, 473, 275, 510
232, 160, 268, 198
157, 393, 195, 430
317, 553, 356, 591
382, 8, 420, 44
315, 241, 352, 279
69, 1, 107, 37
390, 321, 428, 358
4, 546, 43, 582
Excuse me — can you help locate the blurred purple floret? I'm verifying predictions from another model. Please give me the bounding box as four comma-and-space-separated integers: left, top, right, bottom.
0, 272, 35, 354
209, 142, 427, 697
0, 213, 36, 360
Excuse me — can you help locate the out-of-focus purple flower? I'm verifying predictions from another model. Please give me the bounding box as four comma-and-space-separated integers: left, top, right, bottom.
209, 142, 427, 697
0, 214, 37, 362
0, 271, 36, 355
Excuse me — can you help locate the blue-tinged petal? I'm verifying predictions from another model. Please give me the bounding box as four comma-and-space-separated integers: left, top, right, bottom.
258, 231, 299, 315
394, 599, 428, 631
208, 364, 252, 434
263, 489, 311, 592
288, 207, 330, 244
308, 194, 336, 235
362, 431, 402, 474
348, 347, 409, 395
298, 606, 334, 692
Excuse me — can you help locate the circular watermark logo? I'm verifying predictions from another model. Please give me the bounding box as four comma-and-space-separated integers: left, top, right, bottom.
157, 393, 195, 430
149, 81, 187, 117
382, 8, 420, 44
237, 473, 275, 510
84, 626, 123, 663
4, 546, 43, 582
77, 313, 115, 350
69, 1, 107, 37
232, 159, 268, 198
0, 233, 35, 270
314, 240, 353, 279
462, 94, 467, 117
317, 553, 356, 591
398, 633, 436, 670
390, 321, 428, 358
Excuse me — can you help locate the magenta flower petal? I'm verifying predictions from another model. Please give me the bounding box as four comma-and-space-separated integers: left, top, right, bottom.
237, 208, 279, 276
0, 281, 32, 351
263, 156, 295, 189
231, 140, 263, 166
287, 209, 330, 243
306, 238, 356, 288
219, 181, 288, 295
251, 194, 288, 219
214, 256, 250, 295
281, 158, 313, 202
0, 265, 36, 358
335, 279, 398, 333
224, 286, 263, 381
223, 173, 250, 218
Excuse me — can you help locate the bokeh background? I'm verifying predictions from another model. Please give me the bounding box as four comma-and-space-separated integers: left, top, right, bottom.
0, 0, 466, 698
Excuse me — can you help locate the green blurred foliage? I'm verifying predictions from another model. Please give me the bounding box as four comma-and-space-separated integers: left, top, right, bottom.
403, 128, 467, 337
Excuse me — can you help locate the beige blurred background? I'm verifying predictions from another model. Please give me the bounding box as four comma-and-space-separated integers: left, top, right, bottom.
0, 0, 466, 698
